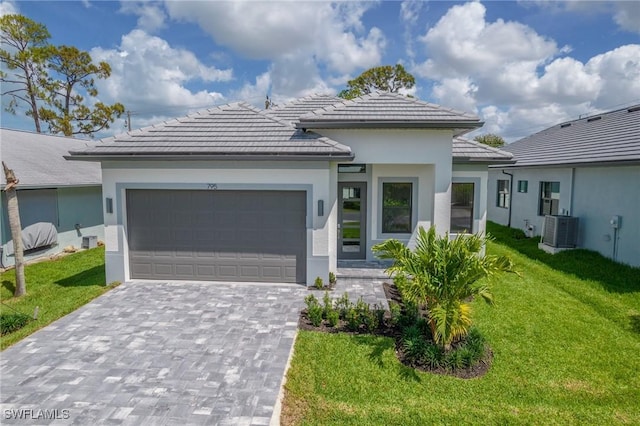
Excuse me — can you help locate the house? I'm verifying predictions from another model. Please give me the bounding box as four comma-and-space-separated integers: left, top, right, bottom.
487, 105, 640, 267
0, 128, 104, 267
67, 92, 513, 285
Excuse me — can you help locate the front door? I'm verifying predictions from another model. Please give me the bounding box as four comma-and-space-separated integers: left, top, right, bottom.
338, 182, 367, 259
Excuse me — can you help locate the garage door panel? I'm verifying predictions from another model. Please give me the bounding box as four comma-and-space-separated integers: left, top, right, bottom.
127, 189, 306, 283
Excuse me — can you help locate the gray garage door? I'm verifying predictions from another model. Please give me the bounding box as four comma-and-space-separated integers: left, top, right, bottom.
126, 189, 306, 283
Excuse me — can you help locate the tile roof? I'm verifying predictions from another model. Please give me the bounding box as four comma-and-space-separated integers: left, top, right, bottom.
297, 92, 482, 134
1, 128, 101, 189
498, 105, 640, 167
264, 94, 342, 125
452, 137, 514, 164
68, 103, 353, 161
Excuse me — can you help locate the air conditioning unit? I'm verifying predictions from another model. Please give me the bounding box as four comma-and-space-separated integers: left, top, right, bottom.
542, 215, 578, 248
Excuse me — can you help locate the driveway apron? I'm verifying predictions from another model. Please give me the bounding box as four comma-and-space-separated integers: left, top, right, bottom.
0, 281, 305, 425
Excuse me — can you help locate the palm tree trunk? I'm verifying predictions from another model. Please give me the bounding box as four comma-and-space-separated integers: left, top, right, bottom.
2, 162, 26, 297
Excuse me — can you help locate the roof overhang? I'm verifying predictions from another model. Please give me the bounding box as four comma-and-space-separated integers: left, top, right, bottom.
65, 153, 355, 162
296, 120, 484, 130
489, 158, 640, 169
454, 157, 516, 165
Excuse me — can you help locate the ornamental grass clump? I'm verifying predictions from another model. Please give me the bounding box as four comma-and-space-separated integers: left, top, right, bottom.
373, 226, 516, 350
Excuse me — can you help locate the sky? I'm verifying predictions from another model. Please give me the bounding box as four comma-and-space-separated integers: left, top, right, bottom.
1, 0, 639, 143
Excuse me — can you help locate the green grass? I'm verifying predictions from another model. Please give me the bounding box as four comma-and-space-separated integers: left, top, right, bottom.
283, 222, 640, 425
0, 247, 114, 349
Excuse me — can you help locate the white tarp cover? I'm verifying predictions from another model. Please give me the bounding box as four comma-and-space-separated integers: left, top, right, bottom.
5, 222, 58, 255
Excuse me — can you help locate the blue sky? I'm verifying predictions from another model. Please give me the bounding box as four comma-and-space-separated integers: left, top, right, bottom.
1, 0, 639, 142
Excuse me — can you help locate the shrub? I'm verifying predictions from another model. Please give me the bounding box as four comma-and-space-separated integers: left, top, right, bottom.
422, 342, 444, 368
329, 271, 337, 285
308, 304, 324, 327
304, 294, 319, 310
373, 225, 516, 350
373, 304, 385, 328
326, 310, 340, 328
401, 325, 428, 363
334, 293, 351, 319
314, 276, 324, 289
389, 302, 402, 327
0, 312, 31, 335
322, 291, 334, 319
345, 307, 360, 332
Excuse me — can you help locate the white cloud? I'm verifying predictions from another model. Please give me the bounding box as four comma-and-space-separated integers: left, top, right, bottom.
119, 2, 167, 33
400, 0, 424, 59
0, 0, 18, 16
613, 1, 640, 34
415, 2, 640, 142
163, 1, 385, 75
90, 29, 231, 119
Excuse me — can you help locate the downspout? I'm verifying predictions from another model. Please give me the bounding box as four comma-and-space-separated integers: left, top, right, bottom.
502, 170, 514, 228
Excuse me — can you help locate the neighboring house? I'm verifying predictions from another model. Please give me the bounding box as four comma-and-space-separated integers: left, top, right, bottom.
0, 128, 104, 267
487, 105, 640, 267
68, 92, 512, 285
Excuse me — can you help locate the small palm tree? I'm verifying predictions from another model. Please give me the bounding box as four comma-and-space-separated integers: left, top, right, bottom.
372, 226, 515, 350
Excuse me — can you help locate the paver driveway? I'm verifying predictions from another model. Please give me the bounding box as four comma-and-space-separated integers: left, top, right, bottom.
0, 281, 305, 425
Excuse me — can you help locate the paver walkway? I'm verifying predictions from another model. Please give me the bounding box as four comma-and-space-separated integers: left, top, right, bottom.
0, 281, 305, 426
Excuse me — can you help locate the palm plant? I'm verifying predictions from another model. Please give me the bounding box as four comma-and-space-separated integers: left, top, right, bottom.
372, 226, 516, 350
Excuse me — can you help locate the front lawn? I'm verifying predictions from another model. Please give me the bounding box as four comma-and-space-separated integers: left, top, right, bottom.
283, 223, 640, 425
0, 247, 114, 349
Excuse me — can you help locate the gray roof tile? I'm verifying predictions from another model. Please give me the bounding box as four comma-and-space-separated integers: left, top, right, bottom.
264, 94, 342, 125
297, 92, 482, 132
499, 105, 640, 167
452, 137, 514, 163
69, 103, 353, 160
1, 129, 101, 189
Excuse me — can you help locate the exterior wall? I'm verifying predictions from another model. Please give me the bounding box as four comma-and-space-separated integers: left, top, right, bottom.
487, 165, 640, 267
322, 128, 453, 233
100, 161, 334, 285
1, 186, 104, 267
324, 128, 453, 260
452, 164, 489, 236
487, 167, 573, 234
572, 165, 640, 267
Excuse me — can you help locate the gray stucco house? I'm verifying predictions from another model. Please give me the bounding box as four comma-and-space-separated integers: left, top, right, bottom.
487, 105, 640, 267
68, 93, 512, 285
0, 128, 104, 267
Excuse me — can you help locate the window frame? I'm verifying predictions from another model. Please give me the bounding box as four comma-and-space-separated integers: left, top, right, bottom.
539, 181, 560, 216
450, 180, 477, 234
496, 179, 510, 209
517, 180, 528, 193
378, 178, 418, 237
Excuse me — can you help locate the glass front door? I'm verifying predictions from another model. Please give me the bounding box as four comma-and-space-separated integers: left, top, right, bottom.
338, 182, 367, 259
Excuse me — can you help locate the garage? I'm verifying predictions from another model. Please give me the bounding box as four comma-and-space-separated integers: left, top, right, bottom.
126, 189, 307, 283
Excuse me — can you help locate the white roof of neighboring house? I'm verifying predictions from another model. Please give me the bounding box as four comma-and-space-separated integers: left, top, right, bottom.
0, 128, 101, 189
496, 105, 640, 168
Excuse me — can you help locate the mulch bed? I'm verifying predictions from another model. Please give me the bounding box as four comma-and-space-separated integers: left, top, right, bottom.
298, 281, 492, 379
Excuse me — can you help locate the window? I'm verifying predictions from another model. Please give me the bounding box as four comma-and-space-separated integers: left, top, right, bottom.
517, 180, 528, 193
496, 179, 510, 208
382, 182, 412, 233
451, 183, 474, 233
338, 164, 366, 173
539, 181, 560, 216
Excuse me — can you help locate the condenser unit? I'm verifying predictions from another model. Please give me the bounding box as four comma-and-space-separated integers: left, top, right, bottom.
542, 215, 579, 248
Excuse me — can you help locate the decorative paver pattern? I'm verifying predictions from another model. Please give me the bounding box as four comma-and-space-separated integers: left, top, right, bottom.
0, 281, 305, 426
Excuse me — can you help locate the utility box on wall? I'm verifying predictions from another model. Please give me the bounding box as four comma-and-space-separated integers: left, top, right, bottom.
82, 235, 98, 249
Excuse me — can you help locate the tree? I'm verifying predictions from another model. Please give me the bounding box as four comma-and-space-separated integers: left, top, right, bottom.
1, 14, 124, 137
39, 45, 125, 136
338, 64, 415, 100
2, 162, 26, 297
474, 133, 506, 148
372, 226, 515, 350
0, 14, 53, 133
